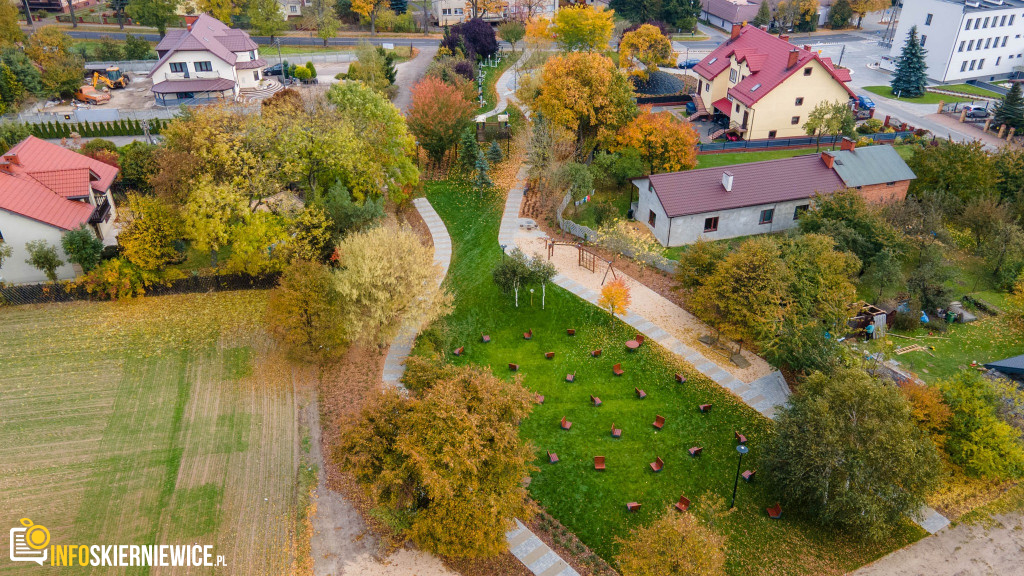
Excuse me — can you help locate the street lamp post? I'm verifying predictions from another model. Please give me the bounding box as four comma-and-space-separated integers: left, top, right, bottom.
730, 444, 749, 509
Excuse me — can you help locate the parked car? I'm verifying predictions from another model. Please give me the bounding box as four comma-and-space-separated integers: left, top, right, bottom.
857, 95, 875, 110
677, 58, 701, 69
74, 85, 110, 105
965, 106, 990, 118
263, 62, 287, 77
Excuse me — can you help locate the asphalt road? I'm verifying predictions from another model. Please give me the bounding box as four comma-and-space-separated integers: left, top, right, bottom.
62, 29, 444, 47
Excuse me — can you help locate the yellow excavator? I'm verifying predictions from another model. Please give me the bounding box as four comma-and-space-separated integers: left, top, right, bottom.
91, 67, 131, 90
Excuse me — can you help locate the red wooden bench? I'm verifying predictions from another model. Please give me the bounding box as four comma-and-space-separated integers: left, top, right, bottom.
626, 502, 641, 512
545, 351, 555, 359
523, 329, 532, 340
594, 456, 606, 471
535, 394, 544, 404
699, 403, 712, 413
767, 503, 782, 519
653, 415, 665, 429
742, 470, 756, 482
591, 349, 602, 357
612, 363, 624, 376
675, 373, 687, 383
675, 495, 691, 512
481, 334, 491, 343
591, 395, 602, 407
560, 416, 572, 430
547, 451, 558, 463
508, 363, 518, 371
688, 446, 703, 457
567, 329, 576, 336
635, 334, 645, 345
635, 387, 646, 399
611, 424, 622, 438
735, 431, 747, 444
453, 346, 464, 356
650, 456, 664, 472
565, 372, 575, 383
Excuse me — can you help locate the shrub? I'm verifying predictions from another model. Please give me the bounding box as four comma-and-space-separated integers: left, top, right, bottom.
892, 310, 921, 331
857, 118, 884, 134
61, 225, 104, 272
939, 372, 1024, 479
75, 257, 147, 299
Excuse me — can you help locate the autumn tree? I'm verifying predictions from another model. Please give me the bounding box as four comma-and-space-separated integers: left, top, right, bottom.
225, 212, 290, 275
531, 52, 637, 143
24, 240, 63, 282
766, 368, 942, 540
197, 0, 238, 23
183, 178, 248, 259
118, 194, 182, 270
290, 205, 335, 263
352, 0, 390, 35
675, 238, 727, 291
615, 511, 726, 576
613, 109, 699, 174
465, 0, 504, 18
599, 277, 632, 319
0, 1, 24, 48
803, 100, 855, 151
333, 225, 451, 347
551, 5, 614, 52
596, 218, 662, 275
939, 372, 1024, 479
407, 76, 477, 165
849, 0, 887, 28
266, 259, 347, 362
619, 24, 673, 82
338, 364, 535, 558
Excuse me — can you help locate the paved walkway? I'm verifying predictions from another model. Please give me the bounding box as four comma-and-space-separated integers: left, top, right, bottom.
393, 44, 439, 114
381, 198, 452, 388
506, 520, 580, 576
478, 49, 530, 120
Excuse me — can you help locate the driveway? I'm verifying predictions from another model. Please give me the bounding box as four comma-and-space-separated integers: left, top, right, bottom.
393, 44, 438, 114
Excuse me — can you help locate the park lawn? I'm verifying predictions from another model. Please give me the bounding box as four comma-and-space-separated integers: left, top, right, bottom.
417, 179, 924, 576
863, 85, 972, 104
0, 292, 303, 576
932, 83, 1003, 98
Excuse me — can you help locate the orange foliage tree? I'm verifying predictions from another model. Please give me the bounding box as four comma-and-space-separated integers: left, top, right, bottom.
614, 108, 699, 174
406, 76, 477, 166
532, 51, 637, 142
598, 277, 632, 319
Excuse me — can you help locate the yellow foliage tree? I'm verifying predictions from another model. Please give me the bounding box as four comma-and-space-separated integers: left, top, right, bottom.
525, 16, 553, 49
465, 0, 506, 18
598, 277, 632, 318
615, 511, 727, 576
351, 0, 390, 35
550, 5, 614, 52
619, 24, 673, 81
265, 259, 348, 362
118, 193, 183, 271
849, 0, 887, 28
182, 177, 249, 255
614, 108, 699, 174
1008, 276, 1024, 332
197, 0, 238, 23
532, 51, 637, 142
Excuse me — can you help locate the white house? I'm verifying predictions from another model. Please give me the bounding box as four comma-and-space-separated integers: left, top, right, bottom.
889, 0, 1024, 83
278, 0, 307, 19
0, 137, 119, 284
148, 14, 267, 105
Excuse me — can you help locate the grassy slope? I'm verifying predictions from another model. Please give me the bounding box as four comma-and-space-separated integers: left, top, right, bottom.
934, 83, 1004, 98
418, 180, 923, 575
863, 85, 971, 104
0, 292, 297, 576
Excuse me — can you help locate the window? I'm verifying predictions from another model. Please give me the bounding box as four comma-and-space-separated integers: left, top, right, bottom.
454, 8, 463, 14
886, 181, 896, 186
730, 68, 738, 82
966, 18, 973, 29
768, 130, 777, 138
735, 103, 740, 112
984, 38, 992, 49
703, 217, 719, 232
1003, 36, 1009, 47
975, 19, 981, 29
1010, 15, 1015, 26
970, 59, 977, 70
925, 13, 933, 25
997, 56, 1001, 66
794, 205, 809, 220
959, 41, 966, 52
170, 62, 186, 73
968, 39, 975, 51
249, 50, 255, 59
648, 211, 657, 226
921, 35, 927, 47
253, 71, 259, 81
290, 4, 297, 12
803, 67, 812, 76
1001, 15, 1007, 26
795, 97, 804, 105
194, 61, 212, 72
0, 228, 4, 242
441, 7, 450, 14
791, 116, 800, 124
705, 83, 710, 92
759, 209, 774, 225
983, 16, 990, 28
961, 61, 968, 72
979, 58, 985, 69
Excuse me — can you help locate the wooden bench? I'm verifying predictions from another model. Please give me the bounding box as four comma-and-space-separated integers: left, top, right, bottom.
535, 394, 544, 404
699, 403, 712, 413
653, 415, 665, 429
567, 329, 576, 336
688, 446, 703, 457
453, 346, 464, 356
675, 373, 687, 383
742, 470, 756, 482
560, 416, 572, 430
547, 451, 558, 463
481, 334, 491, 343
635, 334, 645, 345
523, 329, 532, 340
611, 424, 622, 438
545, 351, 555, 359
591, 395, 602, 407
635, 387, 646, 399
674, 495, 691, 512
650, 456, 664, 472
767, 503, 782, 519
626, 502, 641, 512
735, 431, 747, 444
612, 363, 624, 376
591, 349, 602, 357
508, 363, 518, 371
594, 456, 606, 471
565, 372, 575, 383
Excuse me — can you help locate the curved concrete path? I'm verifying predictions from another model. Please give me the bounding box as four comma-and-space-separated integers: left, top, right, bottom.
478, 49, 531, 121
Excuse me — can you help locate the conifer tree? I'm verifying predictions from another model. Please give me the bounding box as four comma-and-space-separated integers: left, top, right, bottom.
753, 0, 770, 27
994, 81, 1024, 131
890, 26, 928, 98
485, 140, 503, 164
459, 127, 479, 174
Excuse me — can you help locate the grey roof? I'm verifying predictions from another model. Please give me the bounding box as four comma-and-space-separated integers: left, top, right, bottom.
825, 145, 916, 188
985, 353, 1024, 376
151, 77, 236, 94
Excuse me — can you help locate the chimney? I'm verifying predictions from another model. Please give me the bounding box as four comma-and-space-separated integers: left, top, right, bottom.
779, 34, 790, 42
722, 171, 734, 192
3, 152, 19, 165
840, 137, 856, 152
787, 49, 799, 69
821, 152, 834, 169
185, 15, 199, 31
730, 24, 741, 40
803, 45, 812, 51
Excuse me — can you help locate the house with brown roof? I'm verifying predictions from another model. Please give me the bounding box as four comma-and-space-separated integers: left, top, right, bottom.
0, 137, 119, 284
148, 14, 267, 106
693, 25, 855, 140
632, 141, 914, 247
700, 0, 762, 30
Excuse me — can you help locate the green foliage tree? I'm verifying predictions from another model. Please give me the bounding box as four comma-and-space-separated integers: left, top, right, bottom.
318, 181, 385, 236
593, 147, 645, 192
337, 364, 535, 558
752, 0, 771, 26
615, 511, 726, 576
0, 62, 23, 114
662, 0, 701, 31
458, 127, 480, 174
2, 49, 43, 97
939, 372, 1024, 479
766, 368, 942, 540
907, 140, 998, 206
123, 33, 153, 59
345, 42, 397, 95
118, 194, 182, 270
116, 141, 159, 193
498, 20, 526, 54
248, 0, 288, 40
674, 238, 727, 291
0, 242, 13, 275
907, 241, 953, 312
471, 151, 493, 197
798, 189, 905, 269
862, 247, 904, 301
891, 25, 928, 98
312, 0, 341, 46
61, 225, 104, 273
492, 248, 533, 306
827, 0, 853, 29
266, 259, 347, 362
608, 0, 661, 23
24, 239, 64, 282
485, 140, 503, 165
126, 0, 179, 36
803, 100, 855, 151
95, 36, 123, 61
994, 81, 1024, 131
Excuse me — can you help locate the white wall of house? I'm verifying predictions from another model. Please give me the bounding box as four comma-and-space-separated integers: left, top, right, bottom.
0, 211, 79, 285
700, 11, 735, 29
151, 50, 236, 87
234, 49, 263, 90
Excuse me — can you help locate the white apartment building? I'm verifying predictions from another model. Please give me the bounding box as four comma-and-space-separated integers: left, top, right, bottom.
889, 0, 1024, 83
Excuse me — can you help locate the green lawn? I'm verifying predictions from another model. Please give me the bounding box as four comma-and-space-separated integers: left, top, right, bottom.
931, 83, 1003, 98
416, 180, 924, 575
696, 144, 918, 170
0, 292, 301, 575
482, 51, 521, 112
864, 85, 972, 104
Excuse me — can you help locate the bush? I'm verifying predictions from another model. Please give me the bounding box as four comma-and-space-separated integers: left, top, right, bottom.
857, 118, 884, 134
75, 257, 147, 299
61, 225, 104, 272
939, 372, 1024, 479
892, 310, 921, 331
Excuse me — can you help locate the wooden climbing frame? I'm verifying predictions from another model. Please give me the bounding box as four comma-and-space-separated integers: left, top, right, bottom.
579, 246, 596, 272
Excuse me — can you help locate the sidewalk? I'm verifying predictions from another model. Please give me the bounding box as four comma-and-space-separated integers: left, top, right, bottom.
479, 49, 530, 120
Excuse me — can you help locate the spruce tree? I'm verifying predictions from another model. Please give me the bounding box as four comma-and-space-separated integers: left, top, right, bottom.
890, 26, 928, 98
472, 151, 493, 198
753, 0, 771, 27
994, 81, 1024, 131
486, 140, 503, 165
459, 127, 479, 174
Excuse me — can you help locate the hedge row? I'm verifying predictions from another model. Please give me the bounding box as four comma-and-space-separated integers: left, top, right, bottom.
29, 118, 168, 139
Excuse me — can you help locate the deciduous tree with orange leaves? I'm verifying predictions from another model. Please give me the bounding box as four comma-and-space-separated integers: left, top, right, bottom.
406, 76, 477, 166
599, 277, 632, 319
614, 109, 699, 174
619, 24, 674, 81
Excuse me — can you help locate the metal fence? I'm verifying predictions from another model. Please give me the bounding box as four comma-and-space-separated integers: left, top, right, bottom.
0, 272, 279, 307
697, 131, 918, 152
85, 59, 159, 74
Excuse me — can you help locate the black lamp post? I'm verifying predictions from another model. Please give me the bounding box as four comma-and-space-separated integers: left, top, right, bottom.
500, 244, 507, 260
730, 444, 749, 509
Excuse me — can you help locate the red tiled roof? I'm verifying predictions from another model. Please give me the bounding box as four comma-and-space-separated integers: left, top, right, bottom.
0, 136, 118, 230
647, 154, 847, 218
149, 14, 258, 78
693, 26, 855, 108
712, 97, 732, 115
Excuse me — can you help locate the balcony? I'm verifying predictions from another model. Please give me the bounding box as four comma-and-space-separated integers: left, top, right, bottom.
89, 199, 111, 224
161, 71, 223, 82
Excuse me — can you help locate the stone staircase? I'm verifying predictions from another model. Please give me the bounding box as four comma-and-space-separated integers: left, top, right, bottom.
238, 79, 284, 103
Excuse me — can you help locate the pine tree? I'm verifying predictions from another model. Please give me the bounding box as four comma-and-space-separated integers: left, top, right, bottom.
459, 127, 479, 174
753, 0, 771, 27
994, 81, 1024, 131
390, 0, 407, 14
472, 151, 493, 198
890, 26, 928, 98
485, 140, 503, 165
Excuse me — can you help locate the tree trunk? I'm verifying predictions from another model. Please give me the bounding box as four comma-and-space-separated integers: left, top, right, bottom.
514, 286, 519, 307
542, 282, 546, 310
20, 0, 31, 26
68, 0, 77, 28
371, 12, 377, 36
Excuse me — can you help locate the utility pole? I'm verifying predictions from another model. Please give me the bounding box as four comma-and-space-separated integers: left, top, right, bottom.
20, 0, 33, 29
